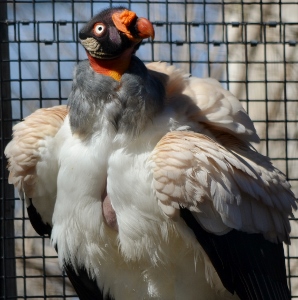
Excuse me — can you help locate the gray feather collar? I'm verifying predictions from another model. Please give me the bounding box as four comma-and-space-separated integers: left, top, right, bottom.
68, 56, 165, 140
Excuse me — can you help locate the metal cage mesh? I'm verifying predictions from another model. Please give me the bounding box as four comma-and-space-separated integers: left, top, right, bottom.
1, 1, 298, 299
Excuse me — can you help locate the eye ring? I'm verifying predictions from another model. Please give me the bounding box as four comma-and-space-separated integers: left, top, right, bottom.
93, 23, 106, 36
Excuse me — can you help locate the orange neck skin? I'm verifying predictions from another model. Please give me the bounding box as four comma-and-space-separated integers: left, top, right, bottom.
87, 49, 133, 81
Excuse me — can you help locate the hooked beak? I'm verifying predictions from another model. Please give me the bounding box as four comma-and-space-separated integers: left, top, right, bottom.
112, 9, 155, 41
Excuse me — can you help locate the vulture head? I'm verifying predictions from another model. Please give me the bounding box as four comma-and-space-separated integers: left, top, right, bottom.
78, 7, 155, 80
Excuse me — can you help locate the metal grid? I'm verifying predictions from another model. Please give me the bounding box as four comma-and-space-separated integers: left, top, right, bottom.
1, 1, 297, 299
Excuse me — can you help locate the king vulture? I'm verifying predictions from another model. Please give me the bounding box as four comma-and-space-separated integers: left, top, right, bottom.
5, 6, 297, 300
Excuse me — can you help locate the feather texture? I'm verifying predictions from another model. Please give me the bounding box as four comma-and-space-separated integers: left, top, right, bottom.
149, 130, 296, 243
5, 105, 68, 199
5, 105, 68, 227
146, 62, 260, 143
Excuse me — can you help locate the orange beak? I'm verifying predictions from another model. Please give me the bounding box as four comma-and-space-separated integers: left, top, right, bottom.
112, 9, 155, 41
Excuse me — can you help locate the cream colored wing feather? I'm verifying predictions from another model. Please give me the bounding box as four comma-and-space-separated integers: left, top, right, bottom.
146, 62, 259, 143
149, 131, 296, 243
5, 105, 68, 226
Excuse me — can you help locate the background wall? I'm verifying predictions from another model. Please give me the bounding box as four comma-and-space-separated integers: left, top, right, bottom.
1, 1, 297, 299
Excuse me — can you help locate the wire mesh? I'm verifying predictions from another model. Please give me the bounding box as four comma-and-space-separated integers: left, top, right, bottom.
1, 0, 297, 299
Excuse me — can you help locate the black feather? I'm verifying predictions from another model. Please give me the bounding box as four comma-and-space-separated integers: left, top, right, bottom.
27, 198, 52, 236
180, 207, 290, 300
63, 263, 114, 300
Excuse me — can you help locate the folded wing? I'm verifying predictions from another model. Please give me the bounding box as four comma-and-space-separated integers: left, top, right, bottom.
5, 105, 68, 235
147, 63, 296, 298
150, 130, 296, 243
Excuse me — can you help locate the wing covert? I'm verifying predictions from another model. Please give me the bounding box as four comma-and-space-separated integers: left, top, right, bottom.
146, 62, 260, 144
5, 105, 68, 234
149, 130, 297, 243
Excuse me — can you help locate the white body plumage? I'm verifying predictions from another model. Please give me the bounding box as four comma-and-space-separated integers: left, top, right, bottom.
50, 116, 230, 300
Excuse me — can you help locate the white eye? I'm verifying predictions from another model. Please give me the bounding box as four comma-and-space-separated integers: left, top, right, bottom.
93, 23, 106, 36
